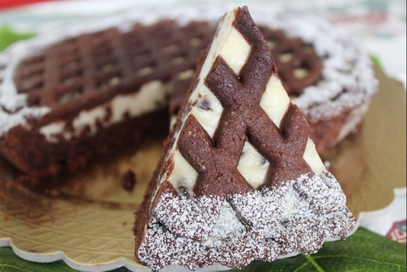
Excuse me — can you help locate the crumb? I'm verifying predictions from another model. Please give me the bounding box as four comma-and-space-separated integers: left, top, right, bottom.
49, 189, 60, 197
120, 170, 136, 192
122, 221, 127, 226
5, 181, 14, 189
3, 216, 9, 223
45, 189, 60, 197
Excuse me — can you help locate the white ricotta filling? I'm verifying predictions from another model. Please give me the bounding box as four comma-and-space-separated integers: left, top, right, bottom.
303, 138, 325, 176
39, 80, 166, 143
237, 141, 269, 189
73, 106, 106, 136
333, 102, 369, 146
168, 150, 199, 192
190, 88, 223, 138
259, 75, 325, 176
259, 75, 290, 127
219, 27, 251, 75
162, 9, 325, 198
39, 122, 65, 142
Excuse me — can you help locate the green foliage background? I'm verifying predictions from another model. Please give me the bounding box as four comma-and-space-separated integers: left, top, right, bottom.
1, 227, 405, 272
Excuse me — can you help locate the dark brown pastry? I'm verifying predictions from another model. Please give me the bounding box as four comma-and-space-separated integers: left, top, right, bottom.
134, 6, 356, 271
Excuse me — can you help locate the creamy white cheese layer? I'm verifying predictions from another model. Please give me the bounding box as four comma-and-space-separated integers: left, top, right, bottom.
39, 80, 166, 142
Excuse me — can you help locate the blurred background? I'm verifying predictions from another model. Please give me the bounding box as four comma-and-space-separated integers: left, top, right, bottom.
0, 0, 405, 87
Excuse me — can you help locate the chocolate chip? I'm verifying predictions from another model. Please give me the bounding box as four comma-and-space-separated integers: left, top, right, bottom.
198, 99, 212, 111
178, 186, 191, 198
120, 170, 136, 192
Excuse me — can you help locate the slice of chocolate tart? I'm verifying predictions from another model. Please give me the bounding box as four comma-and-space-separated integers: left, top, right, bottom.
134, 6, 356, 271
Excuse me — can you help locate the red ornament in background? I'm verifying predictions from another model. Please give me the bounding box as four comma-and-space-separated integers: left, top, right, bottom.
0, 0, 51, 10
386, 219, 406, 244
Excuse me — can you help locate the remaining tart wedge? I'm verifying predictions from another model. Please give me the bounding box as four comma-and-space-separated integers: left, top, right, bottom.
0, 4, 376, 184
134, 6, 356, 271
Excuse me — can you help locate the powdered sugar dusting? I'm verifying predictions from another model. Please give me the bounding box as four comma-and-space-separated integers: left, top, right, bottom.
0, 46, 50, 135
153, 193, 223, 242
137, 170, 356, 271
205, 200, 246, 247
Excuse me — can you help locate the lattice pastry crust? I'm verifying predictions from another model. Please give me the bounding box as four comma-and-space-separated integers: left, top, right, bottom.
0, 5, 377, 182
0, 4, 377, 182
134, 6, 356, 271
